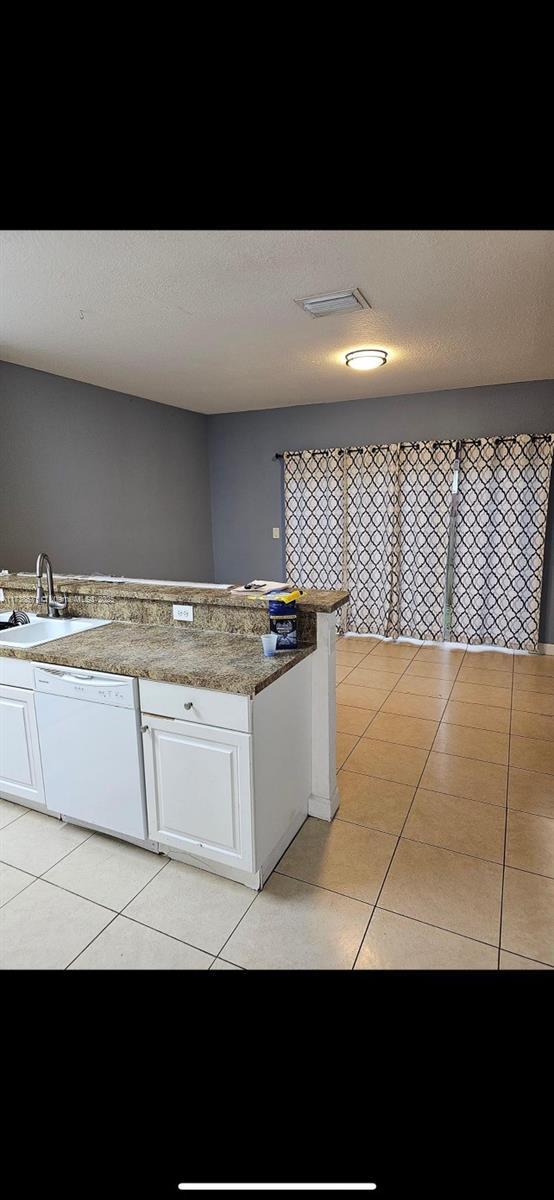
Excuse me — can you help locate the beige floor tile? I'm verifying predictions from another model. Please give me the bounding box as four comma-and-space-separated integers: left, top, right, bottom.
336, 652, 370, 669
420, 752, 507, 807
501, 868, 554, 965
337, 770, 414, 835
345, 737, 428, 786
355, 908, 497, 970
450, 681, 512, 708
355, 656, 408, 677
0, 810, 92, 876
433, 723, 509, 765
0, 798, 27, 830
365, 711, 439, 751
403, 789, 505, 862
510, 735, 554, 776
222, 872, 371, 970
336, 731, 359, 769
69, 914, 213, 970
0, 862, 35, 907
499, 951, 552, 970
512, 690, 554, 717
462, 649, 513, 673
342, 667, 399, 691
508, 768, 554, 819
404, 661, 460, 681
381, 691, 447, 722
336, 704, 376, 736
393, 675, 454, 700
514, 655, 554, 677
368, 641, 418, 661
123, 859, 255, 956
336, 683, 391, 710
336, 664, 355, 683
379, 839, 503, 944
43, 833, 168, 911
210, 957, 243, 970
414, 646, 465, 664
457, 665, 514, 688
277, 815, 396, 904
442, 700, 510, 734
506, 810, 554, 878
0, 879, 113, 970
512, 673, 554, 696
511, 711, 554, 741
337, 637, 379, 654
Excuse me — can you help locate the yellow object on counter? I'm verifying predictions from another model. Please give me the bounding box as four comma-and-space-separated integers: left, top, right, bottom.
267, 589, 302, 604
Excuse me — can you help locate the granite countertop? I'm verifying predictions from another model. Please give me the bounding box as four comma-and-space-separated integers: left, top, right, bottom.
0, 622, 315, 697
2, 574, 348, 614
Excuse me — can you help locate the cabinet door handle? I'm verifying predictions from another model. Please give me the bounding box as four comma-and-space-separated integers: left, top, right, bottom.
183, 702, 193, 710
140, 724, 149, 733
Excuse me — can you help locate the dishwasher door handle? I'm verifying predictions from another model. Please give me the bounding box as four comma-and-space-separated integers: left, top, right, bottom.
40, 667, 96, 682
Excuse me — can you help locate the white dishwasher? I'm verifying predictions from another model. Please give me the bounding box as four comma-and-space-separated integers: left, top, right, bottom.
34, 664, 151, 844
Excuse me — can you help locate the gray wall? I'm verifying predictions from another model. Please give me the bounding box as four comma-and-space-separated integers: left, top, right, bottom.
0, 362, 215, 580
2, 363, 553, 640
209, 380, 554, 642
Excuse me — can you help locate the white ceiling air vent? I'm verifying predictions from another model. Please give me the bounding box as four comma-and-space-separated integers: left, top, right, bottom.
294, 287, 371, 318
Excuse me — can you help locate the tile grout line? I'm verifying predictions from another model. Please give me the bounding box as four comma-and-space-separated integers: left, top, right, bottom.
63, 911, 120, 970
350, 647, 466, 968
497, 657, 515, 967
211, 888, 261, 964
62, 858, 174, 969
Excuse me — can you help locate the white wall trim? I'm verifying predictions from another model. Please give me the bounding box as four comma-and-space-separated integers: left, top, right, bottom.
308, 787, 339, 822
538, 643, 554, 655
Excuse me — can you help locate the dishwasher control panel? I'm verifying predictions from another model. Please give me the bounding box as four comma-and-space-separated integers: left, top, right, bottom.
34, 665, 138, 709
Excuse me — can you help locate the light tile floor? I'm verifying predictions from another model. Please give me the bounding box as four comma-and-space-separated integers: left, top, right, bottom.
1, 636, 553, 970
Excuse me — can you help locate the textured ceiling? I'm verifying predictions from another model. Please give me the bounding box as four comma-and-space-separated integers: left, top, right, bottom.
1, 229, 553, 413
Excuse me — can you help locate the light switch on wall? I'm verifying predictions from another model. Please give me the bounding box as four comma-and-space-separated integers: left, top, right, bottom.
272, 527, 280, 539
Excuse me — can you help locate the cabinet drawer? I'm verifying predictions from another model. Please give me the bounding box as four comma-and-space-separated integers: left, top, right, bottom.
139, 678, 251, 733
0, 657, 35, 689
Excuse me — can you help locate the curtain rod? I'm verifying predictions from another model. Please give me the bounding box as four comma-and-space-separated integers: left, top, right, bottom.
273, 432, 552, 460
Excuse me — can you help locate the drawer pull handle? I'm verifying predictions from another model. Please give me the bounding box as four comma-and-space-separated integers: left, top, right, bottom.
183, 701, 193, 711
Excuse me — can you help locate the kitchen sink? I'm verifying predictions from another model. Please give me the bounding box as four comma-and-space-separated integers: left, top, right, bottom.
0, 612, 110, 648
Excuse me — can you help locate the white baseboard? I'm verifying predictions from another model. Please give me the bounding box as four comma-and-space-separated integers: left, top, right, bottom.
340, 633, 554, 656
308, 787, 339, 822
259, 808, 307, 885
163, 845, 262, 890
161, 808, 308, 891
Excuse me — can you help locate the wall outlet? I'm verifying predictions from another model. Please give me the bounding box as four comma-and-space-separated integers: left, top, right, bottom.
272, 527, 280, 539
173, 604, 193, 622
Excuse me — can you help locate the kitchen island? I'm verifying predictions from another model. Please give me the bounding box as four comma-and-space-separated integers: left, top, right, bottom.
0, 580, 348, 889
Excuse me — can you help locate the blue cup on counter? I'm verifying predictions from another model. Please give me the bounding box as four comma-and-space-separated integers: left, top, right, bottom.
261, 632, 279, 657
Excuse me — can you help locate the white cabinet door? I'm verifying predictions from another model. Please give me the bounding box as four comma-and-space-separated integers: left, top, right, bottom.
0, 684, 45, 806
142, 716, 254, 871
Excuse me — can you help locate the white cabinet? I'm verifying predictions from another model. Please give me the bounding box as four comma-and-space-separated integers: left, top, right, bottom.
0, 683, 45, 807
142, 715, 254, 872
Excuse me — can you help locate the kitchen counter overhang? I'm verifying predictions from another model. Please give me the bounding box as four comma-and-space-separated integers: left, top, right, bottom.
0, 621, 315, 697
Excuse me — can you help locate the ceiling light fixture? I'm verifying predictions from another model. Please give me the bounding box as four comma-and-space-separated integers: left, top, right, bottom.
345, 349, 387, 371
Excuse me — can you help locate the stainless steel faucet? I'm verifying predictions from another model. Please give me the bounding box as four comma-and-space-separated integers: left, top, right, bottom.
35, 552, 68, 617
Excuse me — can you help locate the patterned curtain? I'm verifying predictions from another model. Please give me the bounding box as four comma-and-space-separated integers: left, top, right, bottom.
284, 449, 346, 593
283, 433, 553, 648
344, 444, 401, 636
450, 434, 554, 650
397, 440, 457, 640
